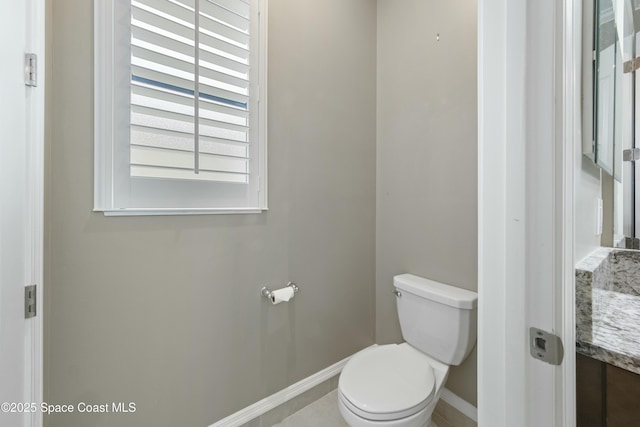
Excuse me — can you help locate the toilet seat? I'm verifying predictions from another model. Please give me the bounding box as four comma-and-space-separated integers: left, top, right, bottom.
339, 344, 436, 421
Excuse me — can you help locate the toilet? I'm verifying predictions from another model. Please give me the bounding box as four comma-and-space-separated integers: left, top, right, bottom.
338, 274, 478, 427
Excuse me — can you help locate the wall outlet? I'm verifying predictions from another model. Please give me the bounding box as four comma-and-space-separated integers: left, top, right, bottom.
596, 198, 603, 236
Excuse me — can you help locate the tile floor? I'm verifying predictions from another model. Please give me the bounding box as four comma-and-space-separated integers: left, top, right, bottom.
271, 390, 348, 427
271, 390, 445, 427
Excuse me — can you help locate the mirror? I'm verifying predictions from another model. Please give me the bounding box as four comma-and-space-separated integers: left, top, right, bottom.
587, 0, 638, 248
594, 0, 620, 178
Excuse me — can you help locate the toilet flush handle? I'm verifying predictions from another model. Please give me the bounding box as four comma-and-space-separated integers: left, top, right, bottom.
392, 289, 402, 298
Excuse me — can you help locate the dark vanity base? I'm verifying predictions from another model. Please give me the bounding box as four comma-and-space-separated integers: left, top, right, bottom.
577, 353, 605, 426
577, 353, 640, 426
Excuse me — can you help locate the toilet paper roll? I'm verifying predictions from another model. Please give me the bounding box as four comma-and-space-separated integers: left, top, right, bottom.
270, 287, 295, 305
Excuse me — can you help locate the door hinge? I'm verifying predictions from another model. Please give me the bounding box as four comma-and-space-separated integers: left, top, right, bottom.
623, 148, 640, 162
25, 285, 37, 319
529, 327, 564, 366
24, 53, 37, 87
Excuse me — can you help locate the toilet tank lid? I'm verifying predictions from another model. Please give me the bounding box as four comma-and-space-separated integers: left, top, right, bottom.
393, 274, 478, 309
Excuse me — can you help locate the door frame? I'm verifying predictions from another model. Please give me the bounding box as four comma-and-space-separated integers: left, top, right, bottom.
26, 0, 45, 425
0, 0, 44, 424
478, 0, 578, 425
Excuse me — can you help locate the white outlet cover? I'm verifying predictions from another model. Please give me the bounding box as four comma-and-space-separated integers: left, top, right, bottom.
596, 198, 603, 235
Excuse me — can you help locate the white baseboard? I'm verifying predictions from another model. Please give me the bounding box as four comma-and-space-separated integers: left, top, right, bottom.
440, 387, 478, 422
209, 349, 365, 427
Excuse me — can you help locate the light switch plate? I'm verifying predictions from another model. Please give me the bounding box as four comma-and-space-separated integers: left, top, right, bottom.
596, 197, 603, 236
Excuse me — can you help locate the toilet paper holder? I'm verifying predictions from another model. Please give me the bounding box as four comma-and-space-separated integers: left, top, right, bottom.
261, 282, 299, 300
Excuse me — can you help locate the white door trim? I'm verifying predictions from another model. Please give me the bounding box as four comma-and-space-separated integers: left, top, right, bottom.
558, 0, 579, 425
0, 0, 44, 424
478, 0, 527, 424
478, 0, 577, 425
25, 0, 45, 425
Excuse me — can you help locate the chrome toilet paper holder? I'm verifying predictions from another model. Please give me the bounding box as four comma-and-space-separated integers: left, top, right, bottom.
261, 282, 299, 300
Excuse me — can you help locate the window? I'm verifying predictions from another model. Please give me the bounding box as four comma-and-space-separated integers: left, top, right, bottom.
94, 0, 267, 215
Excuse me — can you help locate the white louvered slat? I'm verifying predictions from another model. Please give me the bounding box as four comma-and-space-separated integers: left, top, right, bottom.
199, 106, 247, 128
131, 127, 248, 157
198, 114, 248, 134
132, 64, 195, 92
199, 0, 249, 33
199, 97, 249, 121
132, 112, 194, 135
197, 79, 249, 106
133, 45, 194, 75
131, 124, 194, 139
199, 48, 249, 74
131, 145, 248, 175
199, 64, 248, 91
132, 104, 195, 125
131, 94, 194, 122
131, 128, 194, 152
198, 123, 247, 142
171, 0, 196, 10
199, 30, 249, 62
134, 0, 195, 24
199, 136, 248, 156
132, 83, 194, 108
129, 0, 253, 184
198, 12, 249, 46
132, 4, 193, 41
132, 26, 194, 58
131, 166, 248, 183
206, 0, 249, 18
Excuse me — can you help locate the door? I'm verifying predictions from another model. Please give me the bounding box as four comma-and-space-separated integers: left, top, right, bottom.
0, 0, 44, 426
478, 0, 576, 425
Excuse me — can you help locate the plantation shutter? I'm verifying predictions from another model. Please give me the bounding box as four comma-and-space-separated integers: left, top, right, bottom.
130, 0, 252, 184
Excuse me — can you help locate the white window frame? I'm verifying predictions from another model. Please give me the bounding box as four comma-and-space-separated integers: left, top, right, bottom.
94, 0, 267, 216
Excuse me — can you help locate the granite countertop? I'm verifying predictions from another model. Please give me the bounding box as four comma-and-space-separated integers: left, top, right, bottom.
576, 247, 640, 374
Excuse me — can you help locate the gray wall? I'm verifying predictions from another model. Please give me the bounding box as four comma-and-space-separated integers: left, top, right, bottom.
375, 0, 478, 406
44, 0, 376, 426
576, 154, 603, 262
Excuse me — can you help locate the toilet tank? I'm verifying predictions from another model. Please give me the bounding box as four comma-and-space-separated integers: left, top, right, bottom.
394, 274, 478, 366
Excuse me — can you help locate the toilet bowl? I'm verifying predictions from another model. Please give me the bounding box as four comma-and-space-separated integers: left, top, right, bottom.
337, 274, 477, 427
337, 344, 449, 427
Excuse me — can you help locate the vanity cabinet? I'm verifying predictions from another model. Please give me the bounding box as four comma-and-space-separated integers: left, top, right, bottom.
577, 353, 640, 426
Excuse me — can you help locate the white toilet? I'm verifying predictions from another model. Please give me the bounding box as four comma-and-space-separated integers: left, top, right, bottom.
338, 274, 478, 427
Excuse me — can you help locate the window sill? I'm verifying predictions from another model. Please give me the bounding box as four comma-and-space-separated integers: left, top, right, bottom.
96, 208, 267, 217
